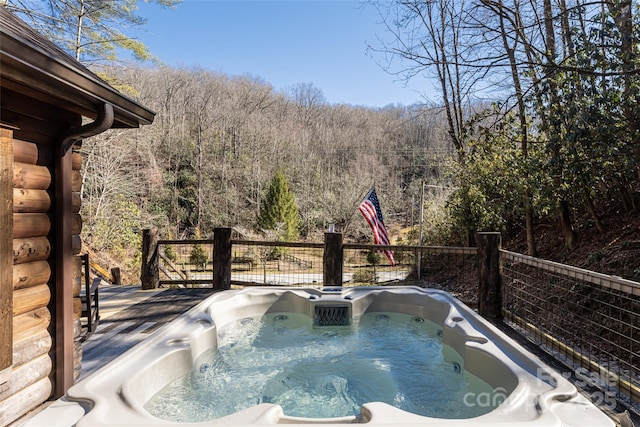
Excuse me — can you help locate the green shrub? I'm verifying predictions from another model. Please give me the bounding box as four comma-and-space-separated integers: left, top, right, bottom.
352, 269, 377, 284
164, 244, 177, 262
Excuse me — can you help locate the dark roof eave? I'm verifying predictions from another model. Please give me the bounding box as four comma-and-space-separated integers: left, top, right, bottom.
0, 14, 155, 128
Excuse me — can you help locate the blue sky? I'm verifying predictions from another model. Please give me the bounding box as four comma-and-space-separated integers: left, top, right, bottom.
134, 0, 436, 107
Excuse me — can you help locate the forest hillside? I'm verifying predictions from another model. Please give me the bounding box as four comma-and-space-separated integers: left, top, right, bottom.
5, 1, 638, 284
45, 0, 637, 284
82, 63, 640, 284
505, 197, 640, 282
81, 65, 456, 277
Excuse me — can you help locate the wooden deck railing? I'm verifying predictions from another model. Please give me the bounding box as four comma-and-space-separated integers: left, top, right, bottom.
140, 227, 481, 292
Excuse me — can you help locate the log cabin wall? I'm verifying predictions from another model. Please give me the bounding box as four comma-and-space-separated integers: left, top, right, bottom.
0, 127, 83, 424
1, 9, 155, 423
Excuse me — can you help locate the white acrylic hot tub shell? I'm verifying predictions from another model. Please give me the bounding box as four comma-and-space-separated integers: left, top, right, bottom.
27, 287, 614, 427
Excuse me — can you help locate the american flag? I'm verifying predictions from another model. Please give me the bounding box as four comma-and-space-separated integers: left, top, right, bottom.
358, 187, 395, 266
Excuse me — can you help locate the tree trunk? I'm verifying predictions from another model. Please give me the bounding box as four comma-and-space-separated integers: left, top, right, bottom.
74, 0, 86, 61
196, 123, 203, 229
490, 0, 537, 256
607, 0, 638, 136
583, 188, 604, 233
543, 0, 577, 251
558, 200, 577, 251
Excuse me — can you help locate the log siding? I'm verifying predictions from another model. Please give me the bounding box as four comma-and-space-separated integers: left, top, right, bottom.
1, 8, 154, 423
0, 133, 58, 425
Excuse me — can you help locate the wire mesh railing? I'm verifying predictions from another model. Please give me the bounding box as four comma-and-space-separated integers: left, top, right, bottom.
229, 240, 324, 286
157, 239, 214, 287
414, 246, 479, 305
156, 238, 478, 290
157, 239, 327, 287
342, 244, 478, 301
501, 250, 640, 411
341, 243, 411, 285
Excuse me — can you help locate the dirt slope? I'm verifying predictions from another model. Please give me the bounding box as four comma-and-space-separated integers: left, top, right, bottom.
503, 201, 640, 281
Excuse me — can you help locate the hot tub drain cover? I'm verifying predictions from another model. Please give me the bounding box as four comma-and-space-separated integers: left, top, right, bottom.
314, 305, 350, 326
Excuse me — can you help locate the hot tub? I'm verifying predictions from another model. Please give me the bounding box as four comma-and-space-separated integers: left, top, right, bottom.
52, 287, 613, 426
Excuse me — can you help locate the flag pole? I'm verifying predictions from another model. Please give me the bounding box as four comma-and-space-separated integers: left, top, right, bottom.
340, 183, 374, 234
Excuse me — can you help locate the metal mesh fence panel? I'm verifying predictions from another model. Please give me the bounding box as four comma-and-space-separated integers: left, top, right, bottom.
158, 240, 214, 287
501, 250, 640, 410
342, 245, 412, 285
229, 241, 324, 287
417, 248, 479, 305
341, 245, 478, 302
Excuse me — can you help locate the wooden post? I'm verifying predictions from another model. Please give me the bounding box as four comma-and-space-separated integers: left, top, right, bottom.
1, 128, 14, 383
323, 232, 343, 287
213, 227, 231, 291
54, 146, 74, 396
477, 232, 502, 320
110, 267, 122, 285
140, 227, 159, 290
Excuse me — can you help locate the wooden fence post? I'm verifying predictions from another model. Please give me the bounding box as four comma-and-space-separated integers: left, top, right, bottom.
477, 232, 502, 320
140, 227, 159, 290
323, 232, 343, 287
213, 227, 231, 290
110, 267, 122, 285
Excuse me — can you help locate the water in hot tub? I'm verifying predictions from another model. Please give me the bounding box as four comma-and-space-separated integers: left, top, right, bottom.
144, 312, 502, 422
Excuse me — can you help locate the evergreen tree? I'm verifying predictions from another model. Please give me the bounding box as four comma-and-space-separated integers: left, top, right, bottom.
188, 228, 208, 270
257, 169, 300, 241
189, 244, 207, 271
